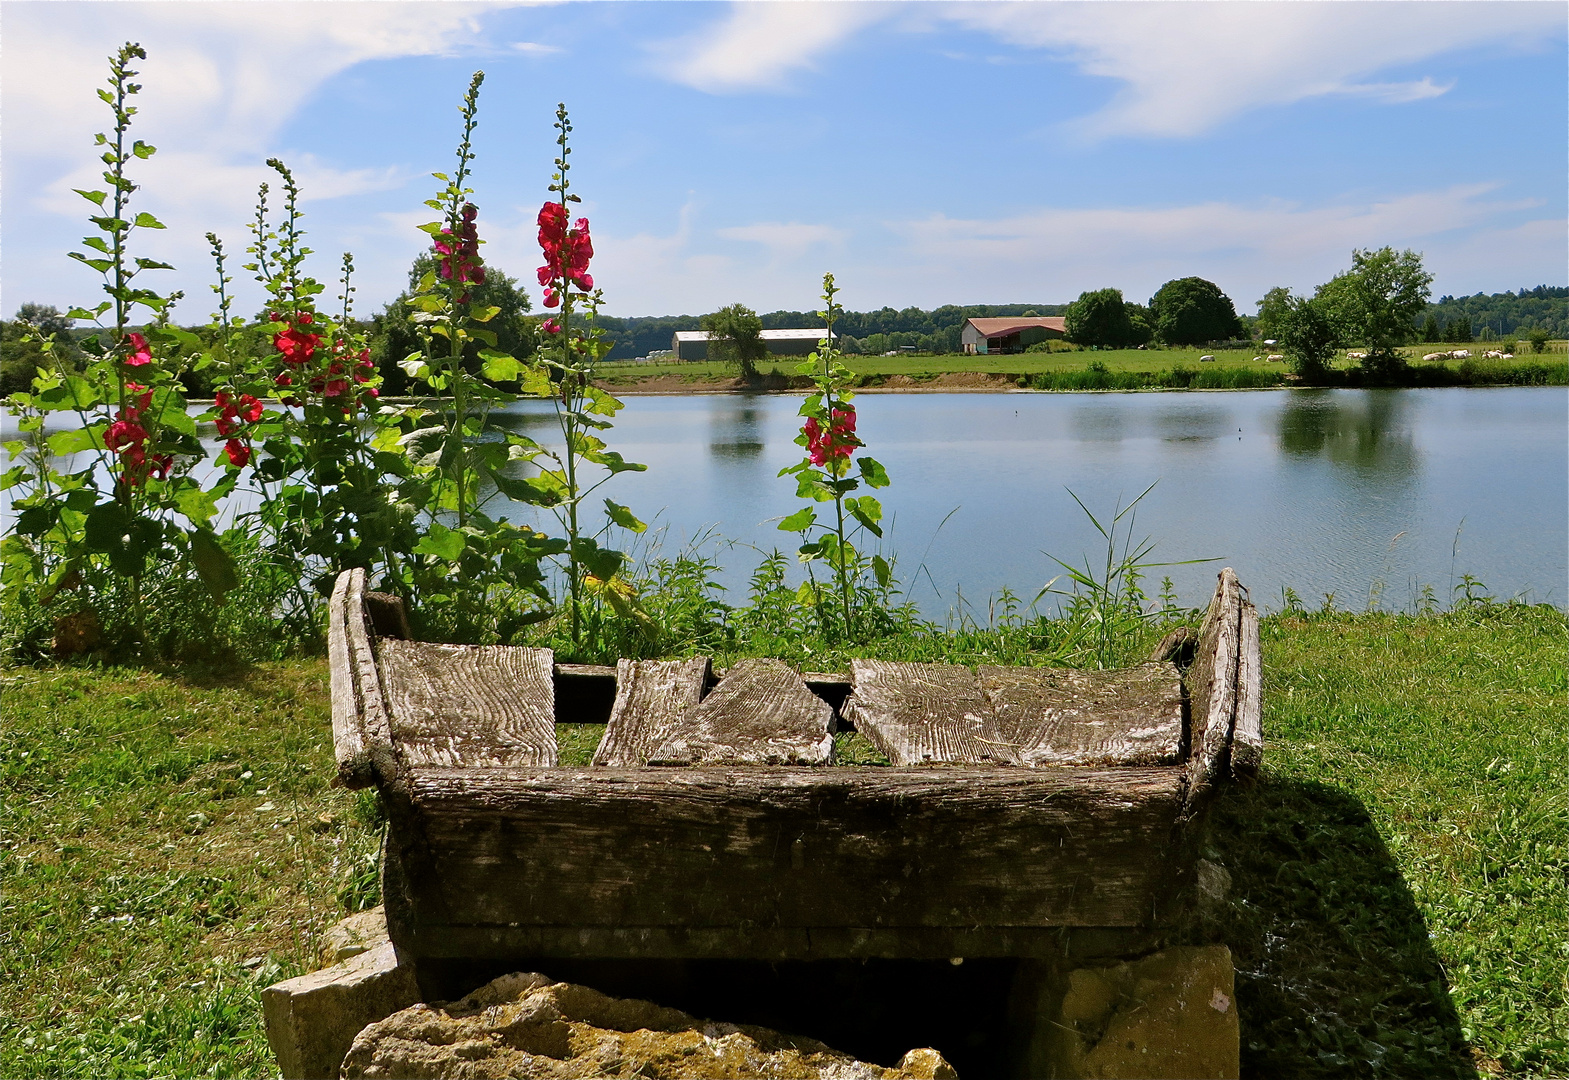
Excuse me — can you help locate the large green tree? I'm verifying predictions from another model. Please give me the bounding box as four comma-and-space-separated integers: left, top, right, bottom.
1277, 295, 1339, 380
700, 303, 769, 380
1314, 247, 1432, 377
1149, 277, 1241, 346
369, 250, 535, 395
1064, 288, 1135, 347
1254, 286, 1293, 341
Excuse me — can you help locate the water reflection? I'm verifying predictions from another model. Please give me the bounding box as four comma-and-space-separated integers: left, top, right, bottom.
1156, 405, 1230, 443
709, 399, 766, 458
1278, 390, 1417, 473
1069, 404, 1128, 442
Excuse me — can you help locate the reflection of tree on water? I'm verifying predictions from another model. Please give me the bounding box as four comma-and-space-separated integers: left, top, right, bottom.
709, 399, 765, 459
1278, 390, 1417, 473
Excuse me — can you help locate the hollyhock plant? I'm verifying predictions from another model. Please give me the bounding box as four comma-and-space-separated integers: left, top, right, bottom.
777, 273, 893, 640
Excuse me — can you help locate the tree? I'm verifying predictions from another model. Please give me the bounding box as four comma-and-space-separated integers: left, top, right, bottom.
370, 249, 534, 394
1277, 295, 1339, 380
1526, 328, 1551, 353
1315, 247, 1432, 377
1149, 277, 1241, 346
1255, 286, 1294, 341
1124, 302, 1155, 346
1064, 288, 1134, 347
1445, 314, 1473, 343
700, 303, 769, 381
1421, 313, 1442, 343
2, 305, 81, 395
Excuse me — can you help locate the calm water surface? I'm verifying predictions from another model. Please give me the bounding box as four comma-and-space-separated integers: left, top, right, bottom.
6, 388, 1563, 615
494, 387, 1568, 614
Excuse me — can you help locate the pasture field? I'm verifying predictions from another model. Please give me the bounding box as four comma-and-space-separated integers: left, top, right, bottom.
594, 343, 1566, 389
1, 603, 1564, 1078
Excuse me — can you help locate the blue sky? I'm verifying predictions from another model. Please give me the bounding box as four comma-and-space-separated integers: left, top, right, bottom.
3, 1, 1565, 322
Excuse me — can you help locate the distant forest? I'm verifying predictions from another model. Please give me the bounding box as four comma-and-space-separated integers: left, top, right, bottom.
596, 287, 1566, 358
596, 303, 1069, 359
1422, 286, 1567, 339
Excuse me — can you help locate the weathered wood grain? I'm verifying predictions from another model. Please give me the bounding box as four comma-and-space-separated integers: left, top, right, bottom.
841, 661, 1021, 765
590, 658, 711, 766
645, 659, 834, 765
1148, 626, 1197, 666
980, 662, 1184, 767
363, 591, 411, 640
378, 641, 557, 769
328, 569, 395, 789
383, 765, 1186, 961
1231, 601, 1262, 781
1182, 569, 1242, 809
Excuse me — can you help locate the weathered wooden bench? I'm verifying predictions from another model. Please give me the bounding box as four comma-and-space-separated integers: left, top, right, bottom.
328, 567, 1260, 969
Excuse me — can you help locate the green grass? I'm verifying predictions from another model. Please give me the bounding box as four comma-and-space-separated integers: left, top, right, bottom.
593, 346, 1567, 390
2, 604, 1563, 1077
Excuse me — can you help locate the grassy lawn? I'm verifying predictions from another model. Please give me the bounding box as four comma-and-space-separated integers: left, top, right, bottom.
1, 604, 1563, 1077
594, 344, 1566, 388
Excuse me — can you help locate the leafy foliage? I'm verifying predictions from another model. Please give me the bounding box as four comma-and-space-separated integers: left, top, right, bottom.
1316, 247, 1433, 378
1149, 276, 1242, 346
700, 303, 769, 381
1064, 287, 1137, 348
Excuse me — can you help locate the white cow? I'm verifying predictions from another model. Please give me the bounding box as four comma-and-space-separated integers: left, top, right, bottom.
1346, 350, 1367, 360
1266, 354, 1285, 363
1422, 352, 1449, 361
1452, 349, 1471, 359
1252, 356, 1263, 362
1199, 354, 1215, 362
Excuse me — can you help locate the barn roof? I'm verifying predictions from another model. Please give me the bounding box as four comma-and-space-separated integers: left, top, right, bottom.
673, 328, 833, 342
965, 317, 1066, 336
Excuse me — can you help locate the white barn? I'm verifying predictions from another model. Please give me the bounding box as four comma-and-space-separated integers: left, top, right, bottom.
672, 328, 833, 361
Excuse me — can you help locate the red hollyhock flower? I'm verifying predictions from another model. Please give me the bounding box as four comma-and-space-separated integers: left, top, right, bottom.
124, 332, 153, 366
126, 382, 153, 413
105, 416, 148, 454
223, 439, 250, 467
274, 323, 322, 366
238, 394, 263, 422
148, 454, 173, 480
542, 318, 560, 335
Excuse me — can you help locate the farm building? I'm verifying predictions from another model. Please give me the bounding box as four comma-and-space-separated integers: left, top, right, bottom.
961, 317, 1066, 355
671, 328, 832, 361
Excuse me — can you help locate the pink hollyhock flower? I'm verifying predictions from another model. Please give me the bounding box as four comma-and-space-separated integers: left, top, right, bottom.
542, 318, 560, 335
124, 332, 153, 367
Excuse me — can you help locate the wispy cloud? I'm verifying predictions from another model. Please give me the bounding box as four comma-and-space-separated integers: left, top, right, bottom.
649, 1, 892, 93
717, 222, 844, 261
882, 184, 1552, 306
650, 1, 1560, 138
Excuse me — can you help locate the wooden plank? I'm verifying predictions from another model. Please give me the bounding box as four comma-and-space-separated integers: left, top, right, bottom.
645, 658, 834, 766
378, 641, 557, 769
1231, 601, 1263, 780
841, 661, 1020, 765
328, 569, 395, 789
980, 662, 1184, 767
590, 658, 711, 767
384, 766, 1186, 961
1182, 569, 1242, 809
1147, 626, 1197, 666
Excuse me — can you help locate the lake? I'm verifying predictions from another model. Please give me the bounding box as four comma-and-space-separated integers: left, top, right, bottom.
492, 386, 1568, 615
6, 386, 1563, 616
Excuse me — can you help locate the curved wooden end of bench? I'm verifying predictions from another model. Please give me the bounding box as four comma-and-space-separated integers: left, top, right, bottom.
328, 568, 396, 789
1182, 568, 1262, 815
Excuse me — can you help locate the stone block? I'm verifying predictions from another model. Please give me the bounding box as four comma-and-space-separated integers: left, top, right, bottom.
1030, 944, 1239, 1079
341, 970, 957, 1079
319, 907, 388, 966
263, 940, 421, 1080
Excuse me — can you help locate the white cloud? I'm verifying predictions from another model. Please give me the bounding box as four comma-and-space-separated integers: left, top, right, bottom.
717, 221, 844, 261
880, 184, 1557, 307
652, 1, 1561, 138
649, 1, 892, 92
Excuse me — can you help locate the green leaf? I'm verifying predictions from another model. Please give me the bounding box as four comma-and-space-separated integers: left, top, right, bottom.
174, 485, 220, 527
603, 499, 646, 534
479, 349, 522, 382
777, 507, 817, 533
74, 189, 109, 207
414, 522, 466, 562
581, 449, 647, 474
47, 425, 104, 457
135, 257, 175, 271
470, 305, 502, 323
83, 501, 132, 554
858, 456, 890, 489
847, 495, 883, 537
133, 212, 166, 229
570, 537, 625, 582
488, 469, 562, 506
189, 528, 240, 602
131, 140, 157, 159
37, 376, 103, 411
872, 554, 893, 588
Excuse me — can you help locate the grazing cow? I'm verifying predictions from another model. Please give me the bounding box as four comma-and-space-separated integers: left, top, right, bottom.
1346, 350, 1367, 360
1483, 350, 1507, 359
1266, 354, 1285, 363
1199, 354, 1215, 362
1502, 353, 1514, 359
1452, 349, 1471, 359
1252, 356, 1263, 362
